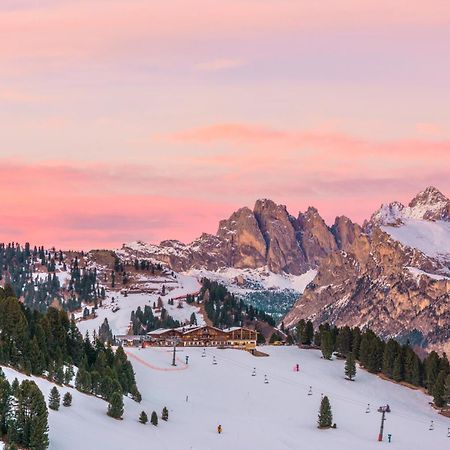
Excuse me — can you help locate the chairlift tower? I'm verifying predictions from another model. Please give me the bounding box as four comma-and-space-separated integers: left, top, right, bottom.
377, 405, 389, 441
169, 337, 181, 366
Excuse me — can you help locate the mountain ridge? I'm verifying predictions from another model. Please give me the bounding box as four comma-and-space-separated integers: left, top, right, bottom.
120, 186, 450, 354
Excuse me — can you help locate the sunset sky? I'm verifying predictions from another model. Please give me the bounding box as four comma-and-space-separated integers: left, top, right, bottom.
1, 0, 450, 249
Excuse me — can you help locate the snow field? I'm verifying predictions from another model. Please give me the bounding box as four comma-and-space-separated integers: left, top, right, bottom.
124, 346, 449, 450
2, 347, 449, 450
382, 219, 450, 263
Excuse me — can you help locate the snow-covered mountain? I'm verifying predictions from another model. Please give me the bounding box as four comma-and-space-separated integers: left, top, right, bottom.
368, 186, 450, 265
285, 187, 450, 354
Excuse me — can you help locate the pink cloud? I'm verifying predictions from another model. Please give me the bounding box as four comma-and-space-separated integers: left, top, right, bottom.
0, 149, 448, 251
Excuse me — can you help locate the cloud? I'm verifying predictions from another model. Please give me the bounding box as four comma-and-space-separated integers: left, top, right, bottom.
168, 122, 450, 158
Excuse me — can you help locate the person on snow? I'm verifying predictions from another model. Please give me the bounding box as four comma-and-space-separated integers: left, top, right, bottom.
217, 425, 222, 434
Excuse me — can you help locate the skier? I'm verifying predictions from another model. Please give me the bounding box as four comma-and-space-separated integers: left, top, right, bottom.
296, 363, 300, 372
185, 355, 189, 365
387, 434, 392, 443
217, 424, 222, 434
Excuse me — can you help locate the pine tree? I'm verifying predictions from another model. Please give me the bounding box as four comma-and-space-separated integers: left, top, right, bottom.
318, 396, 333, 429
0, 377, 11, 436
64, 365, 74, 385
48, 386, 60, 411
162, 406, 169, 421
62, 392, 72, 407
345, 352, 356, 381
107, 392, 124, 419
424, 351, 440, 392
433, 370, 447, 408
151, 410, 158, 426
54, 366, 65, 385
139, 411, 148, 424
392, 355, 403, 382
21, 380, 49, 450
320, 331, 333, 360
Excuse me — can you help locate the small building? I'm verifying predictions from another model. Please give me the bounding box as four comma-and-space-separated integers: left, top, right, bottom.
223, 326, 257, 349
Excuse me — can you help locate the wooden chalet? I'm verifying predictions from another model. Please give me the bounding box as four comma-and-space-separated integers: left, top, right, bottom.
144, 325, 257, 349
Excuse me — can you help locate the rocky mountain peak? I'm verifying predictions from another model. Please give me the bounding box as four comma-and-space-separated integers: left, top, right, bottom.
405, 186, 450, 221
367, 201, 405, 228
410, 186, 447, 206
253, 198, 306, 274
297, 207, 337, 267
367, 187, 449, 229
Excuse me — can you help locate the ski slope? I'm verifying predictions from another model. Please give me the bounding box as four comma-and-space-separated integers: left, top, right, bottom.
2, 347, 448, 450
76, 273, 203, 337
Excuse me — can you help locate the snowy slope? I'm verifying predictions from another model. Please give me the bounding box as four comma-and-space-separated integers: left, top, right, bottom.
76, 273, 203, 338
381, 219, 450, 264
2, 347, 448, 450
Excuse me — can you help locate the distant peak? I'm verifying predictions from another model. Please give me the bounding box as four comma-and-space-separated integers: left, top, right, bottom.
409, 186, 448, 208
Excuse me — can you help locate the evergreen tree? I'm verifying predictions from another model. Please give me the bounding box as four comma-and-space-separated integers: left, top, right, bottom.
107, 392, 124, 419
392, 355, 403, 382
151, 410, 158, 426
318, 396, 333, 429
162, 406, 169, 421
139, 411, 148, 424
48, 386, 60, 411
304, 321, 314, 345
320, 331, 333, 360
62, 392, 72, 407
382, 339, 400, 378
433, 370, 447, 408
64, 365, 74, 385
0, 377, 11, 435
54, 366, 65, 385
336, 326, 352, 356
424, 351, 440, 392
345, 352, 356, 381
19, 380, 49, 450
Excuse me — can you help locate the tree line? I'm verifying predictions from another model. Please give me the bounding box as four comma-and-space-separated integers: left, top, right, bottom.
0, 287, 141, 404
199, 279, 276, 328
0, 242, 102, 313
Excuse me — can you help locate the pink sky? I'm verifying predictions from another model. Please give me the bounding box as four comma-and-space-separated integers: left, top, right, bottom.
1, 1, 450, 249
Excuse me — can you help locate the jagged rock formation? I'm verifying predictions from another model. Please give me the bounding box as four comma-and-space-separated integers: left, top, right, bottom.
284, 187, 450, 354
121, 199, 338, 275
119, 186, 450, 353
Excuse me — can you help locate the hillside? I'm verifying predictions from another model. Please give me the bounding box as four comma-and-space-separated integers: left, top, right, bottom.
2, 346, 448, 450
